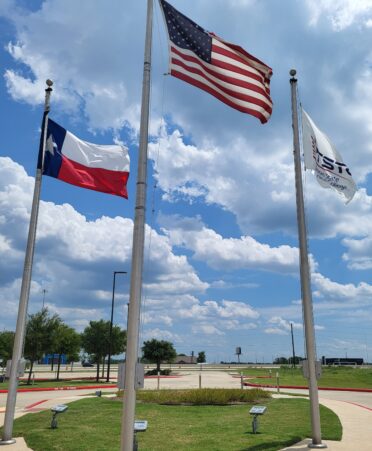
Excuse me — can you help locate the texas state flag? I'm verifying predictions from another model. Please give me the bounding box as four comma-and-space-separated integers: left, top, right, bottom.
43, 119, 130, 198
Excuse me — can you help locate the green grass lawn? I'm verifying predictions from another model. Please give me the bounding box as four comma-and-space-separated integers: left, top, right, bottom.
3, 396, 341, 450
241, 366, 372, 389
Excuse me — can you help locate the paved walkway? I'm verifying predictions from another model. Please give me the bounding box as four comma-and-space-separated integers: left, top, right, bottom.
281, 396, 372, 450
1, 371, 372, 450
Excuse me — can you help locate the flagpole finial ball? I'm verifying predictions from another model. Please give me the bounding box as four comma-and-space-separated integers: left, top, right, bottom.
289, 69, 296, 77
46, 79, 53, 87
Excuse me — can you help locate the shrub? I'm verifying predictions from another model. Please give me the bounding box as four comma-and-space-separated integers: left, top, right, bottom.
135, 388, 271, 405
145, 369, 171, 376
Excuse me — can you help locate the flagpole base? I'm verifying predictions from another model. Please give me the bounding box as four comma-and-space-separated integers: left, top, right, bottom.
308, 443, 327, 449
0, 439, 17, 446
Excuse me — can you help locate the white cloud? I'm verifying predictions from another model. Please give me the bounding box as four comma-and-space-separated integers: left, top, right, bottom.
140, 296, 260, 337
0, 157, 207, 329
150, 126, 372, 241
192, 324, 225, 336
150, 128, 297, 236
183, 300, 259, 321
342, 235, 372, 269
264, 327, 288, 336
312, 272, 372, 303
268, 316, 302, 331
2, 0, 145, 131
4, 0, 372, 244
0, 157, 267, 341
141, 328, 182, 343
160, 214, 301, 275
306, 0, 372, 30
142, 312, 173, 327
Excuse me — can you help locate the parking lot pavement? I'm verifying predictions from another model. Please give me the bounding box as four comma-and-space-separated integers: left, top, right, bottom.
143, 369, 242, 390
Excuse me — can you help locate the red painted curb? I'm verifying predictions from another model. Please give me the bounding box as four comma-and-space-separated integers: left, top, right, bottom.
244, 381, 372, 393
344, 401, 372, 411
0, 384, 117, 394
19, 376, 117, 382
24, 399, 48, 410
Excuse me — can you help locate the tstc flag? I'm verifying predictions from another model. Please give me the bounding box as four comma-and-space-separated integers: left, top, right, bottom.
159, 0, 273, 123
302, 109, 356, 203
43, 119, 130, 198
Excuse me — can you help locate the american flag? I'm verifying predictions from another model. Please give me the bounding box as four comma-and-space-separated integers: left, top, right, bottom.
160, 0, 273, 124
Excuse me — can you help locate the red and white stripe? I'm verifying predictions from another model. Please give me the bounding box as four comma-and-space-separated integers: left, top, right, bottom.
60, 131, 130, 198
169, 36, 273, 123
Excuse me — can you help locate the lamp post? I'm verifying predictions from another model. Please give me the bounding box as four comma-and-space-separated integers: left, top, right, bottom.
42, 288, 47, 309
107, 271, 127, 382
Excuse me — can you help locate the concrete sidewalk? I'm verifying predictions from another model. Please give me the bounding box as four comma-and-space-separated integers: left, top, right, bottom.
0, 437, 30, 450
280, 397, 372, 450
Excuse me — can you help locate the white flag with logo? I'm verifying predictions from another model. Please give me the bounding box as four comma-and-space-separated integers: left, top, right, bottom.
302, 109, 356, 203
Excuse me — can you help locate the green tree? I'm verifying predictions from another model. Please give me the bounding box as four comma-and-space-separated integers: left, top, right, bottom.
81, 320, 126, 382
141, 339, 177, 373
197, 351, 206, 363
273, 356, 289, 365
24, 308, 61, 384
288, 355, 303, 366
0, 331, 15, 367
53, 324, 81, 381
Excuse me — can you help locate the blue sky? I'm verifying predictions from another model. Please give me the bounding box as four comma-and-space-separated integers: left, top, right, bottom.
1, 0, 372, 363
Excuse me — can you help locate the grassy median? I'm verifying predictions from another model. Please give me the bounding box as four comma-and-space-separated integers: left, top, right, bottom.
2, 390, 341, 450
241, 366, 372, 389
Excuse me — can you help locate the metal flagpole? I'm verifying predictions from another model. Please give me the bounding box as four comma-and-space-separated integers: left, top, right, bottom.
289, 69, 326, 449
0, 79, 53, 446
121, 0, 153, 449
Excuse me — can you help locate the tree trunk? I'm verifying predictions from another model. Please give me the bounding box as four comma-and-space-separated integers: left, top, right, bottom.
51, 354, 54, 371
102, 356, 105, 378
57, 353, 62, 381
96, 359, 100, 382
27, 360, 34, 385
156, 360, 161, 373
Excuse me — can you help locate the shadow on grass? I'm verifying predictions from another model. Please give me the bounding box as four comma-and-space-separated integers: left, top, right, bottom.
240, 436, 302, 450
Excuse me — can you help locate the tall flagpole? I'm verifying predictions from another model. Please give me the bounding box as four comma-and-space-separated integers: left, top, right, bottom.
0, 80, 53, 445
289, 70, 326, 449
121, 1, 153, 450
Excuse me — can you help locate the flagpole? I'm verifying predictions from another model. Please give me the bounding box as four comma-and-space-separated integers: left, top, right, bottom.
289, 69, 326, 449
121, 0, 153, 450
0, 80, 53, 445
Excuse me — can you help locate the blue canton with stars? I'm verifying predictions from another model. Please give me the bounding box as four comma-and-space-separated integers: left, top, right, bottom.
161, 0, 212, 63
43, 119, 66, 178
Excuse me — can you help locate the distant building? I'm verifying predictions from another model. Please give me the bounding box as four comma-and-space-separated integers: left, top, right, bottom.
322, 356, 363, 366
41, 353, 67, 365
174, 355, 197, 364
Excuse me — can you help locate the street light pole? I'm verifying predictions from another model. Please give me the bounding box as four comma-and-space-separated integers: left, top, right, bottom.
42, 289, 47, 309
107, 271, 127, 383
